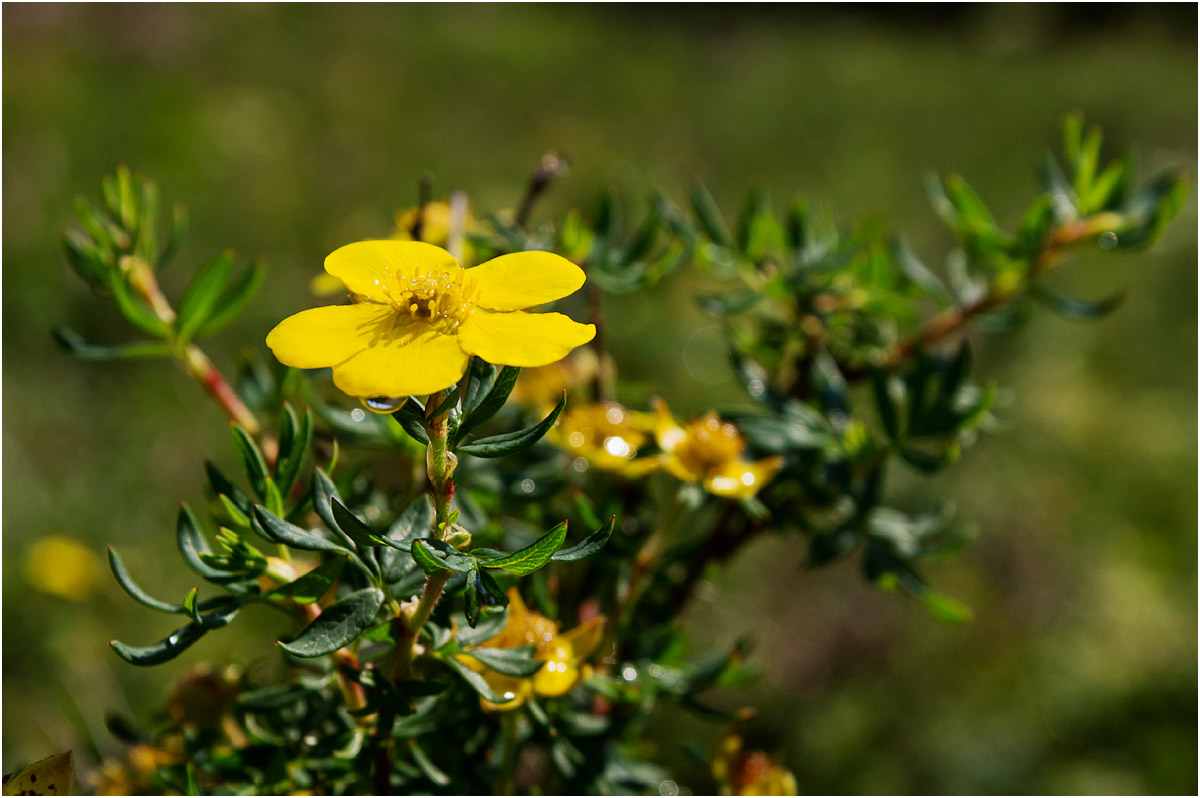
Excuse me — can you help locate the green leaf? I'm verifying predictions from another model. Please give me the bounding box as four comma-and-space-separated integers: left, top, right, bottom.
110, 622, 209, 667
331, 498, 400, 549
205, 461, 254, 519
439, 653, 512, 704
891, 238, 951, 306
273, 404, 311, 497
193, 259, 266, 339
311, 469, 358, 551
390, 398, 430, 445
411, 538, 475, 574
454, 365, 521, 445
467, 646, 544, 677
176, 250, 234, 344
408, 739, 451, 787
230, 424, 270, 499
689, 183, 732, 247
107, 546, 183, 613
51, 327, 173, 361
277, 587, 384, 657
265, 557, 347, 604
871, 370, 902, 440
252, 506, 352, 556
177, 503, 247, 584
484, 521, 568, 575
63, 228, 109, 287
550, 516, 616, 563
464, 564, 509, 627
1030, 285, 1127, 320
108, 270, 172, 339
456, 392, 566, 458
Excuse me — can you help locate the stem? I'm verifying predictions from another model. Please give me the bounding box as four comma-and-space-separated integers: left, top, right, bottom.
179, 344, 263, 436
514, 153, 567, 229
607, 494, 689, 642
495, 710, 520, 796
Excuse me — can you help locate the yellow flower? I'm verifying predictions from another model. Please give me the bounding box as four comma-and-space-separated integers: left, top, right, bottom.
459, 589, 605, 711
23, 535, 100, 602
711, 731, 798, 796
511, 349, 599, 413
652, 399, 782, 499
268, 241, 595, 400
550, 401, 657, 475
393, 199, 473, 246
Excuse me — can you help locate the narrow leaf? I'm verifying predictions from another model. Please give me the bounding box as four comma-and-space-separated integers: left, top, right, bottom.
277, 587, 384, 657
51, 328, 173, 361
411, 538, 475, 574
110, 623, 208, 667
454, 365, 521, 444
391, 398, 430, 445
464, 564, 509, 627
551, 516, 616, 563
193, 259, 266, 339
485, 521, 568, 576
176, 250, 234, 344
252, 506, 352, 556
230, 424, 270, 499
265, 557, 346, 604
1030, 285, 1127, 320
468, 646, 544, 677
331, 498, 398, 549
690, 183, 732, 247
108, 546, 182, 613
311, 469, 358, 551
456, 392, 566, 458
205, 461, 254, 518
440, 653, 512, 704
108, 270, 172, 338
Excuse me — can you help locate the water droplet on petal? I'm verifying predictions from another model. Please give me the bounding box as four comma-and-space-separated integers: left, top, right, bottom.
503, 691, 516, 700
362, 396, 405, 414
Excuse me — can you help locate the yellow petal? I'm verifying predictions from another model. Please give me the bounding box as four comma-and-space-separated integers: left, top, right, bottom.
266, 304, 395, 369
457, 310, 595, 368
469, 251, 586, 311
324, 240, 459, 301
331, 326, 469, 398
555, 616, 606, 661
532, 642, 580, 697
703, 456, 784, 499
652, 398, 687, 453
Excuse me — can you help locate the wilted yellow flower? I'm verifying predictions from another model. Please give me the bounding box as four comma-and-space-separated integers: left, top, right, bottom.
551, 401, 657, 475
23, 535, 100, 602
712, 731, 798, 796
459, 589, 605, 711
268, 241, 595, 400
652, 399, 782, 499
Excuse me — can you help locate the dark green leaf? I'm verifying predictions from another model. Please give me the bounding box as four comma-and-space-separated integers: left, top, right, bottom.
236, 685, 310, 710
63, 229, 108, 287
309, 468, 358, 551
273, 404, 311, 497
411, 538, 475, 574
456, 392, 565, 458
439, 653, 511, 704
891, 238, 951, 306
485, 521, 568, 575
230, 424, 270, 499
551, 516, 616, 563
252, 506, 351, 555
456, 609, 509, 647
277, 587, 384, 657
408, 739, 451, 787
205, 461, 254, 519
1030, 285, 1127, 320
464, 564, 509, 627
110, 623, 208, 667
331, 498, 400, 549
391, 398, 430, 445
176, 250, 234, 344
454, 365, 521, 445
177, 503, 246, 583
51, 327, 173, 361
265, 557, 346, 604
193, 259, 266, 339
467, 645, 544, 677
871, 370, 902, 440
108, 546, 182, 613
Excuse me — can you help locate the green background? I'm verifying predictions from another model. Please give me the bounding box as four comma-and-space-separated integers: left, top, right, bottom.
3, 5, 1195, 793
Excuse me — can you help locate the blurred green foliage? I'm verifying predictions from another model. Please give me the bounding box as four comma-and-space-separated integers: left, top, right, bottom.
3, 5, 1195, 794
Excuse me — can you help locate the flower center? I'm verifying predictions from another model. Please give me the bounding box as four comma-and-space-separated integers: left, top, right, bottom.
356, 266, 477, 331
675, 414, 745, 474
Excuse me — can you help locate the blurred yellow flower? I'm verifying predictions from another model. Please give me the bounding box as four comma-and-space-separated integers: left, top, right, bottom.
458, 588, 605, 711
711, 731, 798, 796
23, 535, 100, 602
652, 399, 782, 499
551, 401, 657, 475
268, 240, 595, 400
511, 348, 599, 412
